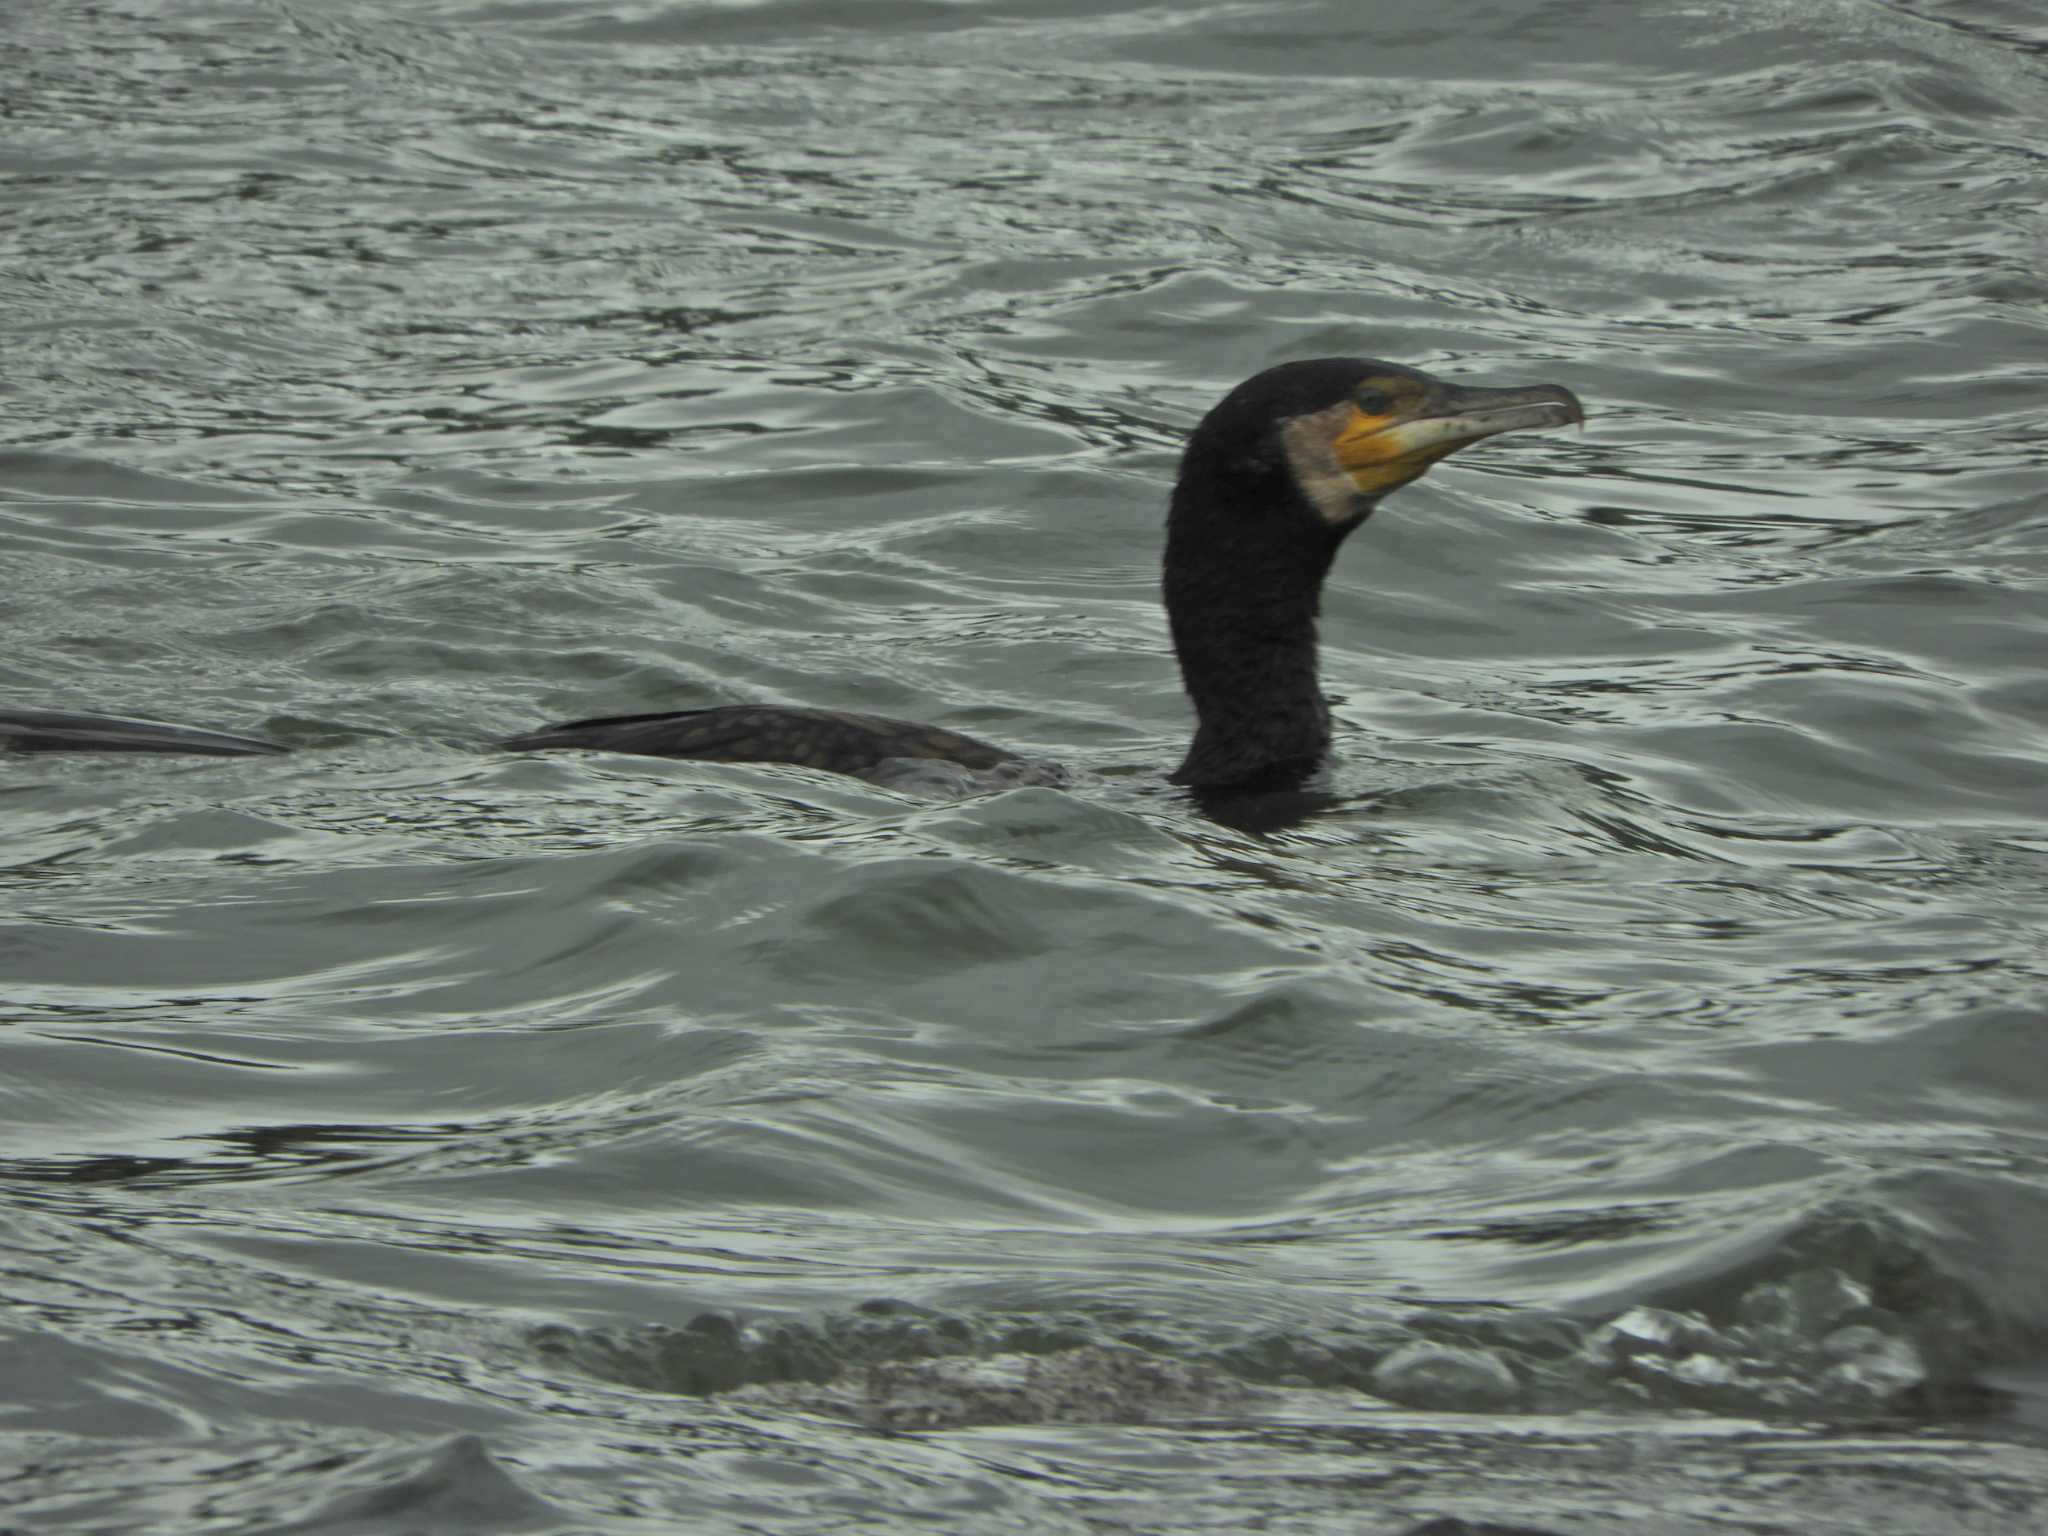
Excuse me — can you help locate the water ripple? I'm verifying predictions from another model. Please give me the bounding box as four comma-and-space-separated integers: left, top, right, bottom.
5, 0, 2048, 1529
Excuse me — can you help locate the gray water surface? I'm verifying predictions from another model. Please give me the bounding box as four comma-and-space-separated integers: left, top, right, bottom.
5, 1, 2048, 1531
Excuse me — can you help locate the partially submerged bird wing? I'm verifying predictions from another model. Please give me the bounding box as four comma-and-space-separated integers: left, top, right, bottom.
498, 704, 1015, 775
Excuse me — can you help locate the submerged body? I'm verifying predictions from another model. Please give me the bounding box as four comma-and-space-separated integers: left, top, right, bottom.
2, 358, 1582, 792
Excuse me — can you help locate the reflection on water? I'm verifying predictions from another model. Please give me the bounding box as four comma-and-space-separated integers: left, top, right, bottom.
4, 0, 2048, 1529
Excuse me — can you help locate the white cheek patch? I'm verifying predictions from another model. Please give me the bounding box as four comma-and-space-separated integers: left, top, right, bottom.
1280, 405, 1367, 526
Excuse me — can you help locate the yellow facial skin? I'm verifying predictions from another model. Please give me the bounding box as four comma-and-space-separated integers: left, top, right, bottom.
1330, 380, 1469, 497
1279, 373, 1583, 526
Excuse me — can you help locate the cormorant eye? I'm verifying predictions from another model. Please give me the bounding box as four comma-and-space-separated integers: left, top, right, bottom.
1355, 388, 1393, 415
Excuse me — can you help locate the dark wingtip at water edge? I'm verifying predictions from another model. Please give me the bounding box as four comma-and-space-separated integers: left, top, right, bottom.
0, 709, 289, 757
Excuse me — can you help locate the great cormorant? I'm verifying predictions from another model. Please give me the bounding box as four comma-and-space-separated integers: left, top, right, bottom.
0, 359, 1582, 792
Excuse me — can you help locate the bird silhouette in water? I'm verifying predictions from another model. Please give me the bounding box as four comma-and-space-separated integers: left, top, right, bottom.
1, 358, 1582, 810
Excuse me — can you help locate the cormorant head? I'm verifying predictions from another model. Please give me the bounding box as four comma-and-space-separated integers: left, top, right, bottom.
1163, 356, 1584, 799
1176, 357, 1584, 535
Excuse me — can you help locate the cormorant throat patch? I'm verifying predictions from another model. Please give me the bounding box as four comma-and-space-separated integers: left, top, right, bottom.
1279, 402, 1370, 527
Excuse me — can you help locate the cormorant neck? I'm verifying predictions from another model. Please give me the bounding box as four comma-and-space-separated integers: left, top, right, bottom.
1162, 474, 1371, 790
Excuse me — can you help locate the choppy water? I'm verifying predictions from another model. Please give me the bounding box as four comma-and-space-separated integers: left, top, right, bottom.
5, 1, 2048, 1531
